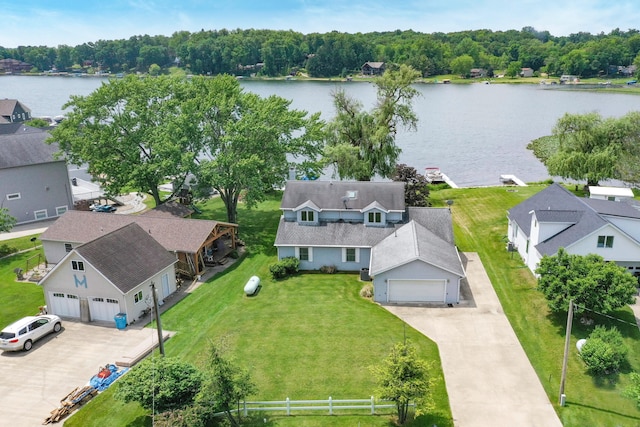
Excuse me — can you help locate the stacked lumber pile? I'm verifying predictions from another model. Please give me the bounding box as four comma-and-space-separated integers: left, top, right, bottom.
43, 385, 97, 424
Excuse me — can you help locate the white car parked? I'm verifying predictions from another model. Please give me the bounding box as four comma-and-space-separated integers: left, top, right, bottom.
0, 315, 62, 351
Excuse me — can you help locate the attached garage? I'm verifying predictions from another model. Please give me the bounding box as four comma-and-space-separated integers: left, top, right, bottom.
387, 279, 447, 303
48, 292, 80, 318
89, 297, 121, 322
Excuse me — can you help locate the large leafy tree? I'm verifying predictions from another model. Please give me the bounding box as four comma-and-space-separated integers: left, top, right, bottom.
371, 342, 433, 425
528, 111, 640, 186
324, 64, 421, 181
49, 75, 202, 206
392, 164, 430, 207
535, 248, 637, 314
194, 77, 325, 224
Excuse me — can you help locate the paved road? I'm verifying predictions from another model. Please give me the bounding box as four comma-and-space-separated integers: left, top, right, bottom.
385, 253, 562, 427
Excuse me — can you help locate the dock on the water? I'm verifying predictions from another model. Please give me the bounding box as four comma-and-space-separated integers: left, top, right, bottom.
499, 174, 527, 186
441, 173, 458, 188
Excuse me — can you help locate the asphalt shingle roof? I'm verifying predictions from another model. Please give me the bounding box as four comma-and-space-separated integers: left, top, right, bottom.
75, 222, 176, 293
507, 183, 640, 256
0, 127, 61, 169
40, 210, 230, 254
281, 181, 405, 212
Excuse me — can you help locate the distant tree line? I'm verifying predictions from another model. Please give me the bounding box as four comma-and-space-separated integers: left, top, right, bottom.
3, 27, 640, 78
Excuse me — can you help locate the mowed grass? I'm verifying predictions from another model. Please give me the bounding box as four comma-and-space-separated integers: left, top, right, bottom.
431, 185, 640, 427
0, 238, 46, 327
64, 192, 453, 427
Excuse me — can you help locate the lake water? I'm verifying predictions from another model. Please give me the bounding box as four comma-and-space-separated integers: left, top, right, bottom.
2, 75, 640, 186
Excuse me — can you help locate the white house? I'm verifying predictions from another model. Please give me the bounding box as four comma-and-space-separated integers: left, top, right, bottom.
507, 183, 640, 276
275, 181, 465, 304
39, 223, 177, 325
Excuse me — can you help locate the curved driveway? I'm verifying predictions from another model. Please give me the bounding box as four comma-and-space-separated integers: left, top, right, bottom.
385, 252, 562, 427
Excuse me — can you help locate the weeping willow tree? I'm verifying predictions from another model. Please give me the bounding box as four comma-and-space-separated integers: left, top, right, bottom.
324, 64, 421, 181
527, 111, 640, 186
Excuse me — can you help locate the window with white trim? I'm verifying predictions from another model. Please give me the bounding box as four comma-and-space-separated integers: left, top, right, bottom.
134, 291, 144, 304
300, 210, 315, 222
6, 193, 20, 201
64, 243, 73, 253
597, 235, 614, 248
71, 260, 85, 271
342, 247, 360, 263
34, 210, 48, 220
295, 247, 313, 262
56, 206, 68, 216
368, 211, 382, 223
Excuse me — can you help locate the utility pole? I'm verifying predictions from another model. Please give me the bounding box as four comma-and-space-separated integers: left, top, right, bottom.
150, 282, 165, 356
559, 299, 574, 406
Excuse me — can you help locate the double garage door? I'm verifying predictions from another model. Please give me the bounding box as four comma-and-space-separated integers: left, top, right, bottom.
49, 292, 121, 322
387, 279, 447, 303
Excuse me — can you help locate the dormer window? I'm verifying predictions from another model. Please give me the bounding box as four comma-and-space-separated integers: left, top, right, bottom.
368, 212, 382, 223
301, 210, 315, 222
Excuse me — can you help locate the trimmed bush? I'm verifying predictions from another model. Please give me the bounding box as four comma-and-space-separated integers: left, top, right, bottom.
580, 325, 627, 375
269, 257, 300, 279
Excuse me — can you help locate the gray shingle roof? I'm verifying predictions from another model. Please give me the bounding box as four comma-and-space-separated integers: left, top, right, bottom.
75, 222, 176, 293
281, 181, 405, 212
370, 220, 464, 277
0, 99, 30, 117
507, 183, 638, 256
40, 210, 231, 254
0, 128, 61, 169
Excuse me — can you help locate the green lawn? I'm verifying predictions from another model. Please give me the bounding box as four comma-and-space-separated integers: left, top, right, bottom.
7, 185, 640, 426
0, 238, 46, 327
431, 185, 640, 427
57, 192, 453, 427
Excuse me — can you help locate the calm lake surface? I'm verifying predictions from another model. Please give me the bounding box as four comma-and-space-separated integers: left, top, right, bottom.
2, 75, 640, 186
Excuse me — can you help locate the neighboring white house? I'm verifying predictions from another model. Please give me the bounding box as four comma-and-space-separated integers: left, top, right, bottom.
588, 186, 634, 202
39, 223, 177, 325
507, 183, 640, 276
274, 181, 465, 304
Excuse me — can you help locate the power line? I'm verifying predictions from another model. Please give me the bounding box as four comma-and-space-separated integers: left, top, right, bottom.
573, 302, 640, 329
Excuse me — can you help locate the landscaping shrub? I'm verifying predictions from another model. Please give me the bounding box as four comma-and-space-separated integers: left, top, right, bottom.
360, 283, 374, 298
580, 325, 628, 375
0, 244, 17, 257
269, 256, 300, 279
320, 265, 337, 274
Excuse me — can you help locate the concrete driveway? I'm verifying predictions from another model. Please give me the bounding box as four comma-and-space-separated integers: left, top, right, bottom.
0, 320, 166, 427
385, 253, 562, 427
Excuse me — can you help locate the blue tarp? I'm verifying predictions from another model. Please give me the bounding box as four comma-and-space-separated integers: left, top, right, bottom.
89, 364, 129, 391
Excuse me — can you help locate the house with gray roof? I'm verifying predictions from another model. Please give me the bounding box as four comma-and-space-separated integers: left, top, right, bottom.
507, 183, 640, 275
0, 99, 32, 123
275, 181, 465, 304
0, 125, 74, 225
40, 210, 238, 279
39, 223, 177, 325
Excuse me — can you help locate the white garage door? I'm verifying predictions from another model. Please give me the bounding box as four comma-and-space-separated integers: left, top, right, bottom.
388, 279, 446, 303
89, 297, 122, 322
49, 292, 81, 318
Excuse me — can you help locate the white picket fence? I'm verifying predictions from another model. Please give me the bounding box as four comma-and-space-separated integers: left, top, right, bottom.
215, 396, 412, 417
